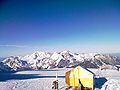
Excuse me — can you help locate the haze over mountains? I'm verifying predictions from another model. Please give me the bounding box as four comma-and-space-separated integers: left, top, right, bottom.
0, 51, 120, 72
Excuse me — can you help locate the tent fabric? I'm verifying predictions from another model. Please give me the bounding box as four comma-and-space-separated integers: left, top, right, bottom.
66, 66, 94, 89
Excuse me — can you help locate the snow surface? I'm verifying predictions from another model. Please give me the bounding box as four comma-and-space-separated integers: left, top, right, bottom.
0, 68, 120, 90
101, 79, 120, 90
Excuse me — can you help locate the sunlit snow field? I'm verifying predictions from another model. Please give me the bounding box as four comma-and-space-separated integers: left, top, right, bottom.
0, 68, 120, 90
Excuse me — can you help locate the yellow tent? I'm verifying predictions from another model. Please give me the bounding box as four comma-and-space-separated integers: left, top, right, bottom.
66, 66, 94, 89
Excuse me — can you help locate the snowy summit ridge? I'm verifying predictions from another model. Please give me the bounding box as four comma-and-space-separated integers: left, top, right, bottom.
1, 51, 120, 71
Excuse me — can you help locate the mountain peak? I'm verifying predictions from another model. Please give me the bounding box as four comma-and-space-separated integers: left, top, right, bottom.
1, 51, 120, 71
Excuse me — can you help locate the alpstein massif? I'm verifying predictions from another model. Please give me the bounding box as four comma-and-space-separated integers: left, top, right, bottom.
1, 51, 120, 71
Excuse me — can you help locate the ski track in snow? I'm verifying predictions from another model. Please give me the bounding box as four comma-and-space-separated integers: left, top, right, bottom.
0, 68, 120, 90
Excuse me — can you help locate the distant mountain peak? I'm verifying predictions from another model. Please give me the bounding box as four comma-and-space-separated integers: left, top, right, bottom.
1, 51, 120, 71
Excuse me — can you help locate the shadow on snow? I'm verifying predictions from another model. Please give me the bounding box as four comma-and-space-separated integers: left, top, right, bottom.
94, 77, 107, 89
0, 72, 65, 81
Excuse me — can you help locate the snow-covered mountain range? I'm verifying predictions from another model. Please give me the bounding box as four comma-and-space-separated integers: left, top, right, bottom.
1, 51, 120, 71
0, 62, 14, 72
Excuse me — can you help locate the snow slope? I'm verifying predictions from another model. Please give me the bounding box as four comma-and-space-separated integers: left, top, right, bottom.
0, 62, 14, 72
101, 79, 120, 90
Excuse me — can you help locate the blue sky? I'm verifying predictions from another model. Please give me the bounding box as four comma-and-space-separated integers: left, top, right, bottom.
0, 0, 120, 57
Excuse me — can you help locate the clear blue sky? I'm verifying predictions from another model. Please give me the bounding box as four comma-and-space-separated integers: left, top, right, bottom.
0, 0, 120, 57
